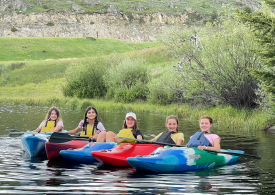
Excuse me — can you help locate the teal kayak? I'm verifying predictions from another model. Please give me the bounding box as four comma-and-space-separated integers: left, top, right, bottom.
21, 132, 51, 157
127, 147, 243, 172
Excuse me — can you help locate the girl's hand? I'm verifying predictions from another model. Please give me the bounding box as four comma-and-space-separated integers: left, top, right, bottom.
198, 145, 207, 150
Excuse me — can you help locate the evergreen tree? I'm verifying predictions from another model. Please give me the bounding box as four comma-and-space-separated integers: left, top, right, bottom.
235, 1, 275, 95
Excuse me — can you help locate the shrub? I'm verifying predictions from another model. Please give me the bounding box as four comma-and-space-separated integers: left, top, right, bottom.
46, 22, 55, 26
103, 58, 150, 103
159, 19, 261, 108
63, 58, 108, 99
147, 67, 181, 105
11, 27, 17, 32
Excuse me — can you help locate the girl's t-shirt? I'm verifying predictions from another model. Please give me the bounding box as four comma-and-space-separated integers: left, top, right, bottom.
155, 132, 184, 143
38, 120, 64, 129
77, 120, 105, 134
204, 133, 220, 146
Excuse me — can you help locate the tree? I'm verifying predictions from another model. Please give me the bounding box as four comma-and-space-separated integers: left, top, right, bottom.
235, 1, 275, 97
159, 19, 261, 108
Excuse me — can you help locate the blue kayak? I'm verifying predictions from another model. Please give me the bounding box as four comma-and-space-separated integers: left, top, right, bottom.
127, 147, 244, 172
60, 142, 117, 163
21, 132, 52, 157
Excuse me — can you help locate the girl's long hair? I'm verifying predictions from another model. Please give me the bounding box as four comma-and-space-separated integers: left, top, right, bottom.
83, 106, 99, 130
44, 106, 61, 123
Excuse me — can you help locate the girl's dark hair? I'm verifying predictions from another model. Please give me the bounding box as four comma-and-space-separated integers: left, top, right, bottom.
83, 106, 99, 131
166, 115, 179, 132
123, 116, 138, 134
44, 106, 61, 123
82, 106, 98, 134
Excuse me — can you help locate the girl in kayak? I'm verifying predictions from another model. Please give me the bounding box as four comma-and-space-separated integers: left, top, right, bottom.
67, 106, 105, 140
97, 112, 143, 142
187, 115, 221, 150
30, 106, 64, 133
151, 115, 184, 145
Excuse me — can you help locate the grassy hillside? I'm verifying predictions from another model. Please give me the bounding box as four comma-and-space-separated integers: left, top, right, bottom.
0, 37, 167, 87
0, 37, 140, 61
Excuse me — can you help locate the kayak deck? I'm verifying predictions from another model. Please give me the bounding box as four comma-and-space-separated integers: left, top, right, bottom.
127, 147, 243, 172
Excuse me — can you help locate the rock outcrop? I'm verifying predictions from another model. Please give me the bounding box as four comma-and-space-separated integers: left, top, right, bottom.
0, 12, 190, 42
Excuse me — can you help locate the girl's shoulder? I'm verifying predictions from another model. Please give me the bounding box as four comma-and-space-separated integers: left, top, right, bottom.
206, 133, 220, 139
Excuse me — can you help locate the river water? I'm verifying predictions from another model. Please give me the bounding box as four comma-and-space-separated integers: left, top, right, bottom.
0, 105, 274, 194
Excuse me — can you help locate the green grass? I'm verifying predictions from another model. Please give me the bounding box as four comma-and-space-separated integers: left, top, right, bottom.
0, 37, 134, 61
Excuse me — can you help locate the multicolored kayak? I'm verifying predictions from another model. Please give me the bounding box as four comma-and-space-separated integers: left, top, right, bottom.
21, 132, 52, 157
127, 147, 244, 172
60, 142, 118, 163
91, 143, 162, 167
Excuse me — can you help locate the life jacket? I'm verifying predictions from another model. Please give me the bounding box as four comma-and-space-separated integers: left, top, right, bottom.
80, 123, 98, 137
117, 129, 135, 139
156, 131, 176, 144
40, 120, 56, 133
187, 131, 212, 147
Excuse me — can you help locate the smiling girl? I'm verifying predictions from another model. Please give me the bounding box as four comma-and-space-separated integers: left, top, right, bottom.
151, 115, 184, 145
67, 106, 105, 140
97, 112, 143, 142
30, 106, 63, 133
187, 115, 221, 150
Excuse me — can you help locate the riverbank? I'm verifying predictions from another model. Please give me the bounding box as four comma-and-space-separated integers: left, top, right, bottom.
0, 96, 272, 132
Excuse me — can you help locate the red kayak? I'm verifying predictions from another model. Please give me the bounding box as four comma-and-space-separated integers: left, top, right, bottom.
46, 140, 89, 161
91, 143, 162, 167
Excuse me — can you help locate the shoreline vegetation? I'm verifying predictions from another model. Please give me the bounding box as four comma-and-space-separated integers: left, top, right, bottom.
0, 37, 274, 132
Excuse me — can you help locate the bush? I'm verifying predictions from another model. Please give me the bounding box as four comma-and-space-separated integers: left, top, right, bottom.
147, 67, 181, 105
159, 19, 261, 108
46, 22, 54, 26
11, 27, 17, 32
103, 58, 150, 103
63, 58, 108, 99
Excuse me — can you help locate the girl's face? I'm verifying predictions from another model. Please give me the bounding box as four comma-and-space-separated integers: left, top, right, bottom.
49, 110, 58, 121
200, 118, 212, 132
165, 118, 178, 132
86, 109, 97, 120
125, 116, 135, 128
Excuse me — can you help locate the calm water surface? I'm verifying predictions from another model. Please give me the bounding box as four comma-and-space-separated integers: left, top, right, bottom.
0, 105, 275, 194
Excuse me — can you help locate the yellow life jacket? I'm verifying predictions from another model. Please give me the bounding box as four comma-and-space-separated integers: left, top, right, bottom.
40, 120, 56, 133
79, 124, 97, 137
117, 129, 135, 139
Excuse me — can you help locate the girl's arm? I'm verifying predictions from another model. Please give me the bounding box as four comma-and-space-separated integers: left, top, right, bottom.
67, 127, 82, 135
176, 139, 184, 145
198, 138, 220, 151
31, 126, 42, 132
137, 135, 143, 140
50, 125, 63, 133
150, 138, 157, 141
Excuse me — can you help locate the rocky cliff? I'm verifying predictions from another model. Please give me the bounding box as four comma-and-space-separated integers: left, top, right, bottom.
0, 12, 189, 42
0, 0, 262, 42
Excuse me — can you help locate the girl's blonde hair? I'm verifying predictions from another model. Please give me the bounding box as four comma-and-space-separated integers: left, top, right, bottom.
44, 106, 61, 123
